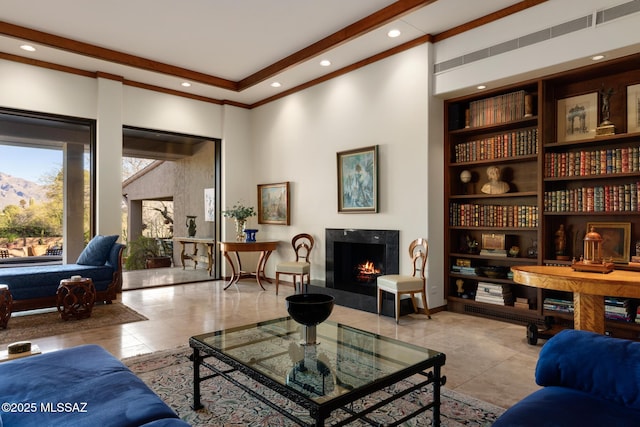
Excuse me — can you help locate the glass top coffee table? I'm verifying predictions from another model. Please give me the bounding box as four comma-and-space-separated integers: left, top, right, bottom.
189, 317, 446, 426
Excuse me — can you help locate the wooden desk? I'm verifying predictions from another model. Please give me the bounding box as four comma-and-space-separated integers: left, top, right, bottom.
175, 237, 215, 276
511, 265, 640, 334
219, 241, 279, 290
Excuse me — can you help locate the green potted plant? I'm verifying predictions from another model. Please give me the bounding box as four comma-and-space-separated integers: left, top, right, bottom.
222, 202, 256, 241
125, 235, 172, 270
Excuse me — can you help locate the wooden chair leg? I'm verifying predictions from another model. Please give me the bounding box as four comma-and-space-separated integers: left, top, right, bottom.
421, 291, 431, 319
275, 272, 280, 295
395, 294, 401, 324
409, 292, 419, 314
377, 288, 383, 315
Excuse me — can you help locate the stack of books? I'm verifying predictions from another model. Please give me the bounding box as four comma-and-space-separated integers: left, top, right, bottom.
479, 249, 507, 257
605, 298, 628, 322
543, 298, 573, 313
475, 282, 513, 306
451, 265, 477, 275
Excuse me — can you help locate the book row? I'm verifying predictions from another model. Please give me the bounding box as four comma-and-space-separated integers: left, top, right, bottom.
453, 128, 538, 162
468, 90, 526, 128
450, 203, 539, 227
545, 146, 640, 178
544, 182, 640, 212
544, 297, 640, 323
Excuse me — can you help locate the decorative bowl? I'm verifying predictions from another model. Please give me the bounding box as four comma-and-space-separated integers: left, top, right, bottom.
285, 294, 335, 326
479, 266, 508, 278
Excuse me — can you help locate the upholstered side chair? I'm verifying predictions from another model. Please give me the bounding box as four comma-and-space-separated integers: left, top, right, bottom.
275, 233, 314, 295
377, 238, 431, 323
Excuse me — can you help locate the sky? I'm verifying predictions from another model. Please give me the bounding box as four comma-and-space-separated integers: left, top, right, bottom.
0, 145, 63, 183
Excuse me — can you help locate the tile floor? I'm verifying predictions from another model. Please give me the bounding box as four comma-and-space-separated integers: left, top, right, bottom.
32, 268, 542, 409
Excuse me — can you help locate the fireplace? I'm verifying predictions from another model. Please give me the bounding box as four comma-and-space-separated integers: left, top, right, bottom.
325, 228, 399, 297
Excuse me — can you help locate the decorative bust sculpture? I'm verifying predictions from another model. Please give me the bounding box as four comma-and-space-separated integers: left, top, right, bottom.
481, 166, 509, 194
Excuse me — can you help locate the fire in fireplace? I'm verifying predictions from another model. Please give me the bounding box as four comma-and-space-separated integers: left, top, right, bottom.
325, 228, 399, 297
355, 260, 381, 282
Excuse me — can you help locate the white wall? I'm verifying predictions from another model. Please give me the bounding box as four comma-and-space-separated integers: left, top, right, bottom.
249, 45, 443, 306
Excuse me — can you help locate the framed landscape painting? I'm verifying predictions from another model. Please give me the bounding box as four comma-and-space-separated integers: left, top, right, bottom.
257, 182, 290, 225
337, 145, 378, 213
557, 93, 597, 142
586, 222, 631, 263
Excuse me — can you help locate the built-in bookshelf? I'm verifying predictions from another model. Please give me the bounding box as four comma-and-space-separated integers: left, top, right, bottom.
444, 52, 640, 340
444, 81, 542, 326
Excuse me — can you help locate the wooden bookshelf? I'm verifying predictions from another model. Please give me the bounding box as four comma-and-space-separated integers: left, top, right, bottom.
444, 52, 640, 340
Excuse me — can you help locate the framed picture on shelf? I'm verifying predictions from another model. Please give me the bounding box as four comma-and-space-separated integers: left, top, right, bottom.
257, 182, 290, 225
556, 93, 597, 142
337, 145, 378, 213
627, 84, 640, 133
481, 233, 505, 250
586, 222, 631, 263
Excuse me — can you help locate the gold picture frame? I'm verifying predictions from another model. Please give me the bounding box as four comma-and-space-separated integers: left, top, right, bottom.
627, 83, 640, 133
557, 93, 597, 142
586, 222, 631, 263
257, 182, 290, 225
337, 145, 378, 213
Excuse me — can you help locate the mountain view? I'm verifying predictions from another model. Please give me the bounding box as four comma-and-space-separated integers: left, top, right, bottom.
0, 172, 48, 210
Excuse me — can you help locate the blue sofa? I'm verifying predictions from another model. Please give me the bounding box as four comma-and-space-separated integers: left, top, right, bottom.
0, 344, 189, 426
0, 235, 125, 312
494, 329, 640, 426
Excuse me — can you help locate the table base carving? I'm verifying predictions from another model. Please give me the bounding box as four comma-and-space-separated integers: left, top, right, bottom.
0, 285, 13, 329
56, 278, 96, 320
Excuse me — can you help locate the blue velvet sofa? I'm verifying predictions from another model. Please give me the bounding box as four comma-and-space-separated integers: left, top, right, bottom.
0, 344, 189, 427
494, 329, 640, 426
0, 235, 125, 312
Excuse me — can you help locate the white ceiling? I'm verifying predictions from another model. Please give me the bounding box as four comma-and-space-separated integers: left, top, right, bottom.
0, 0, 525, 106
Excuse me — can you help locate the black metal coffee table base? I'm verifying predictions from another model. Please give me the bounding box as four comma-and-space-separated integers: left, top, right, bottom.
190, 339, 446, 427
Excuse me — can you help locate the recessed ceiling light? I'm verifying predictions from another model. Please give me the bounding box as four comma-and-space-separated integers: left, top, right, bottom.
477, 85, 487, 90
591, 54, 605, 61
387, 29, 401, 38
20, 44, 36, 52
181, 82, 191, 87
270, 82, 282, 88
320, 59, 331, 67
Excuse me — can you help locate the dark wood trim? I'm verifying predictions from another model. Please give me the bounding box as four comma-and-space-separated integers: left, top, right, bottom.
238, 0, 437, 90
0, 1, 546, 108
0, 20, 238, 91
95, 71, 124, 82
0, 51, 94, 78
433, 0, 548, 42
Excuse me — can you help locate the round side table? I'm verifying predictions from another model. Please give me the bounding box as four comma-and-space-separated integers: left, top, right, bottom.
0, 284, 12, 329
56, 278, 96, 320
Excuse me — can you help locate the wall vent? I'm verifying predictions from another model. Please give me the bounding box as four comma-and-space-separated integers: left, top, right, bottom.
434, 0, 640, 73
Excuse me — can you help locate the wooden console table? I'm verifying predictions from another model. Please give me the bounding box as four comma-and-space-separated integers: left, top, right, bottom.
175, 237, 215, 276
219, 241, 279, 290
511, 265, 640, 334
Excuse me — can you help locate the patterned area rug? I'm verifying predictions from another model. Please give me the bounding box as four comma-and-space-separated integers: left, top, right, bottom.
124, 346, 505, 426
0, 302, 147, 346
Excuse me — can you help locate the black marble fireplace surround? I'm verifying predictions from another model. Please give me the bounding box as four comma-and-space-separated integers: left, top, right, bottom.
325, 228, 399, 296
309, 228, 412, 316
